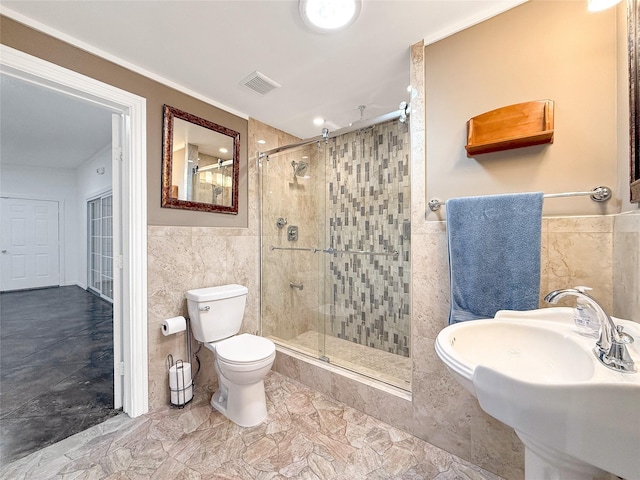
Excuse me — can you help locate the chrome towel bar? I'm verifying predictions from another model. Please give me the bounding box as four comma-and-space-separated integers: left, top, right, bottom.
428, 185, 611, 212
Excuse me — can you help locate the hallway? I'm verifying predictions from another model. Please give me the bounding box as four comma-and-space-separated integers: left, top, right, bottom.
0, 286, 119, 464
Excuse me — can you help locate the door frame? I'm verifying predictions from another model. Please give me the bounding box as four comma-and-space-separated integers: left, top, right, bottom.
0, 45, 149, 417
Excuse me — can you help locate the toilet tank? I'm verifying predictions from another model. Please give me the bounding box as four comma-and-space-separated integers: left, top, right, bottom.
185, 284, 248, 343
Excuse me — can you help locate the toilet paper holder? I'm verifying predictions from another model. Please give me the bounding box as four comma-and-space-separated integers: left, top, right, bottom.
166, 354, 194, 408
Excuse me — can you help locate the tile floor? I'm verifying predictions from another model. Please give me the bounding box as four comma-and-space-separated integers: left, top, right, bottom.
269, 331, 411, 390
0, 286, 119, 464
0, 371, 504, 480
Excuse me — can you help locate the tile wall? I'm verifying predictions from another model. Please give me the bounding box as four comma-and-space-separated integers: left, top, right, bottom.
326, 122, 411, 356
613, 211, 640, 321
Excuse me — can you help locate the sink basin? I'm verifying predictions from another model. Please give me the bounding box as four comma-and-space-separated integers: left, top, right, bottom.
435, 319, 595, 394
435, 307, 640, 480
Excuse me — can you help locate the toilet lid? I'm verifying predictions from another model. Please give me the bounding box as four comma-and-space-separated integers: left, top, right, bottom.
216, 333, 275, 364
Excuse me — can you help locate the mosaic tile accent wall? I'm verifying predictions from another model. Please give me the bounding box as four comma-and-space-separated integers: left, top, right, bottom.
325, 119, 411, 356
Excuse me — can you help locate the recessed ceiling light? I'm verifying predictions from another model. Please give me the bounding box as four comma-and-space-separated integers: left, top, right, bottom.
313, 117, 325, 126
299, 0, 362, 33
219, 147, 228, 154
257, 139, 267, 145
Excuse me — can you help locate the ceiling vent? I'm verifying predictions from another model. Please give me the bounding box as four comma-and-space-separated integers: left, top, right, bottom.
240, 71, 282, 95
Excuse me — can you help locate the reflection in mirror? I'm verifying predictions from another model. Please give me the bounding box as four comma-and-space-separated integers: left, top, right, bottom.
162, 105, 240, 214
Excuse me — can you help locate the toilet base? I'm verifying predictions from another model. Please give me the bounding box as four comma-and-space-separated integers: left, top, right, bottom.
211, 377, 268, 427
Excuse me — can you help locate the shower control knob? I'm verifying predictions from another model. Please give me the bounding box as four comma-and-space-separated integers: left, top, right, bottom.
276, 217, 288, 229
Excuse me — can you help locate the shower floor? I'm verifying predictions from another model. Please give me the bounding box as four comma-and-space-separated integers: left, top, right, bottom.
269, 330, 411, 390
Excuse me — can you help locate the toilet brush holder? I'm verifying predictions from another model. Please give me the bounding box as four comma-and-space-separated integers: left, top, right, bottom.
167, 355, 194, 408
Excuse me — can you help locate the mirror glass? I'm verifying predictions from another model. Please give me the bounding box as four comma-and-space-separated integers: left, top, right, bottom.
162, 105, 240, 214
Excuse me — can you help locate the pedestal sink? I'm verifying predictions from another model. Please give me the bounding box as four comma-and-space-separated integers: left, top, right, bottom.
435, 307, 640, 480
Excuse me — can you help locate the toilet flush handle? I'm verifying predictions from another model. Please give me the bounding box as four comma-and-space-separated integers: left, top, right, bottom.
199, 306, 210, 312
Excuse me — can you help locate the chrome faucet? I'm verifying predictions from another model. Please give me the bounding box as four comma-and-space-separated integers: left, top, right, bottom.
544, 287, 636, 373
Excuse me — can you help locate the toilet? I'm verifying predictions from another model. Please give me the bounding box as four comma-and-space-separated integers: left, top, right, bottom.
185, 284, 275, 427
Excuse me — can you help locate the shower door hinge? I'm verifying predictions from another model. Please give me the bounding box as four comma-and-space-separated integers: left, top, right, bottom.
115, 255, 123, 269
117, 361, 125, 376
115, 147, 123, 162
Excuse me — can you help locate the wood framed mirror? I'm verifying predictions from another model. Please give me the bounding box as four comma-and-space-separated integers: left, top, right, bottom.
162, 105, 240, 214
630, 0, 640, 203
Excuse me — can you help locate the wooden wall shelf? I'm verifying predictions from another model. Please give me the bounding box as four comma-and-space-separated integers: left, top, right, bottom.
465, 100, 554, 156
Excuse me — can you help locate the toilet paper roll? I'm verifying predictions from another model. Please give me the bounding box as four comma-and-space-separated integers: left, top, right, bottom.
169, 362, 193, 405
161, 316, 186, 336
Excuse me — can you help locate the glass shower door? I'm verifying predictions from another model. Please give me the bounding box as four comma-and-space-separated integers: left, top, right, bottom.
260, 141, 327, 360
320, 118, 412, 389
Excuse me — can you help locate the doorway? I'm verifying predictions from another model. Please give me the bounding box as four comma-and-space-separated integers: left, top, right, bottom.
0, 72, 120, 462
0, 44, 148, 455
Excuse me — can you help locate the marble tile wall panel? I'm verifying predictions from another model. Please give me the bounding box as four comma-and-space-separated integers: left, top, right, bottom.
613, 211, 640, 322
325, 119, 412, 356
543, 215, 614, 311
147, 226, 260, 410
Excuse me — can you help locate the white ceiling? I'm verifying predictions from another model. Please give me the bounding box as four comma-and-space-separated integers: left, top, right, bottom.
0, 74, 113, 168
0, 0, 524, 161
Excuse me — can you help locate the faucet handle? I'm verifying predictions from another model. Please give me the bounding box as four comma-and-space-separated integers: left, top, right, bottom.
615, 325, 634, 344
575, 286, 593, 294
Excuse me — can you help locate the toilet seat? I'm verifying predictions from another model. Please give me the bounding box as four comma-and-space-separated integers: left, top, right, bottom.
215, 333, 275, 365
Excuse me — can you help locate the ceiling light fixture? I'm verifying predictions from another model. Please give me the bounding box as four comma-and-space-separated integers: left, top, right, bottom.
587, 0, 621, 11
313, 117, 325, 126
299, 0, 362, 33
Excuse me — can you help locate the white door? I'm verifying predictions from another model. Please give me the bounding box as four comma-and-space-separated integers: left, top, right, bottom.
0, 197, 60, 291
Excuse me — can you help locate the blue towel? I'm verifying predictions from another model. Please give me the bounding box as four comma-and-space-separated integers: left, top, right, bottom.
446, 192, 543, 324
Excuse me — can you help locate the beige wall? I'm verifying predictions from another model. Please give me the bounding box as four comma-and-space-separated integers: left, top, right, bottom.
424, 1, 618, 218
0, 15, 249, 228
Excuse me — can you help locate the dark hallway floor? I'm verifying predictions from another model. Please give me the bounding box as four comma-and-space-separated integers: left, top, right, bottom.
0, 286, 120, 465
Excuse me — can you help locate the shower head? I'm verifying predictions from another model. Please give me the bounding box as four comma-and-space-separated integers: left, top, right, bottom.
291, 160, 309, 178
